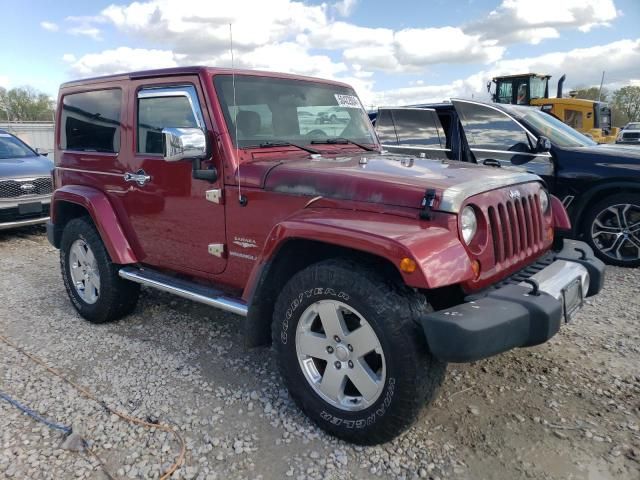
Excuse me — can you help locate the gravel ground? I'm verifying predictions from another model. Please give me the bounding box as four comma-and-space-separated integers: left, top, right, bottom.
0, 226, 639, 480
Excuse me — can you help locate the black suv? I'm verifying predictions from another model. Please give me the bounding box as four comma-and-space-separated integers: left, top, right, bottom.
372, 100, 640, 267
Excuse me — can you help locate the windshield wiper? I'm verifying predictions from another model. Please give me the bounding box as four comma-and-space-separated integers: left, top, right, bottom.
310, 137, 377, 152
255, 141, 319, 155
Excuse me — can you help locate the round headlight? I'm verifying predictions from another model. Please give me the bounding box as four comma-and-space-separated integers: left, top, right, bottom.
539, 189, 550, 213
461, 206, 478, 245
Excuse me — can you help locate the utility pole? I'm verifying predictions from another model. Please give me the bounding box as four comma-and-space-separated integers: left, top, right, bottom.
598, 71, 606, 101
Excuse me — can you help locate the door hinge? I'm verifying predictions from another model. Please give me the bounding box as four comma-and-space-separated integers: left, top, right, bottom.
205, 189, 223, 204
208, 243, 225, 258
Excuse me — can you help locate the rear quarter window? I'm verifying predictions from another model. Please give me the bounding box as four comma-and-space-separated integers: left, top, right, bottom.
60, 89, 122, 153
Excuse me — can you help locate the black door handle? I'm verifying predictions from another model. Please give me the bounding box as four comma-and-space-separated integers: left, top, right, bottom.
483, 159, 501, 168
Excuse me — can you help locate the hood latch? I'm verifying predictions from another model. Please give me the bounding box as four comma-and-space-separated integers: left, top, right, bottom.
419, 188, 437, 220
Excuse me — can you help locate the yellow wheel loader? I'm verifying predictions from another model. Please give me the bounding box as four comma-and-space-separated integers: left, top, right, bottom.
489, 73, 619, 143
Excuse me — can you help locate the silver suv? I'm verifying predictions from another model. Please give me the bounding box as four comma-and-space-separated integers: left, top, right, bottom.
0, 130, 53, 230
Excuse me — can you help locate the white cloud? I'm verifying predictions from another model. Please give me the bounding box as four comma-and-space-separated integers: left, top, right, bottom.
371, 38, 640, 106
40, 21, 59, 32
395, 27, 505, 66
468, 0, 618, 45
101, 0, 327, 53
238, 43, 347, 79
68, 26, 102, 40
62, 54, 76, 63
0, 75, 9, 89
333, 0, 358, 17
64, 47, 182, 77
305, 21, 392, 50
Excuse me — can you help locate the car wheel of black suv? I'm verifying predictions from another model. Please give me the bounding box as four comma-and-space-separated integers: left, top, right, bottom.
60, 217, 140, 323
272, 258, 447, 445
583, 193, 640, 268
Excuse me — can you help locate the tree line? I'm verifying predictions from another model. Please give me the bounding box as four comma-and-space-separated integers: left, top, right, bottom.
0, 86, 55, 122
571, 85, 640, 127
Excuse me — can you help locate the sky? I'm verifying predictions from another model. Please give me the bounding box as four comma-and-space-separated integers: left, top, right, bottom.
1, 0, 639, 107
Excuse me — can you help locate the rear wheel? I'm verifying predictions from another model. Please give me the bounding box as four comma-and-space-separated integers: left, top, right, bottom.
60, 217, 140, 323
272, 259, 446, 444
583, 193, 640, 267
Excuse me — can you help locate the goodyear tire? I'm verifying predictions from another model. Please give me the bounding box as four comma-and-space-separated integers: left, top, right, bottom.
60, 217, 140, 323
272, 259, 446, 444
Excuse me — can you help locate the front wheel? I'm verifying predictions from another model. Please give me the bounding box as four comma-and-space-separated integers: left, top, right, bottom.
272, 259, 446, 444
583, 193, 640, 267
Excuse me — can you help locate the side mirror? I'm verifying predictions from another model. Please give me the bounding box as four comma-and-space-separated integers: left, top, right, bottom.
162, 127, 207, 162
534, 135, 551, 153
35, 148, 48, 157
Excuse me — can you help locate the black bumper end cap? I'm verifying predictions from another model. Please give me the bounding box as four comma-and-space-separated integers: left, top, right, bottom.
555, 239, 605, 297
421, 285, 562, 363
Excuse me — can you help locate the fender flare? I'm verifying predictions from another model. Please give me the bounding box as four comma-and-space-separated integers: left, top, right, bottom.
244, 208, 474, 301
241, 209, 473, 347
51, 185, 137, 264
569, 180, 640, 235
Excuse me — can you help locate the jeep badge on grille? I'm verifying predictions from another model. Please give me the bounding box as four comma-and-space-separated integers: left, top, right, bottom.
509, 189, 521, 199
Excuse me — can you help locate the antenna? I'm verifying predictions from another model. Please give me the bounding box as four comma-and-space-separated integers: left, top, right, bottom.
229, 23, 246, 206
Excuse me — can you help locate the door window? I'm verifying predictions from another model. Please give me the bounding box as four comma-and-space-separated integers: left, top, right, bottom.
61, 89, 122, 153
391, 109, 444, 148
374, 109, 398, 145
137, 86, 202, 154
455, 101, 531, 152
496, 82, 512, 104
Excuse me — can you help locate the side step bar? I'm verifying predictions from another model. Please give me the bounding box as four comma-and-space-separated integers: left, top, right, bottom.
119, 266, 248, 317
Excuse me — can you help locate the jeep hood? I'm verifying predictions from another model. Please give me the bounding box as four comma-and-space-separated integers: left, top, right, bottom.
258, 153, 540, 213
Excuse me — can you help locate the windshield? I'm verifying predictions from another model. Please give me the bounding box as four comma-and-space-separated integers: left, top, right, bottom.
0, 133, 37, 159
506, 105, 597, 148
213, 75, 377, 149
626, 123, 640, 130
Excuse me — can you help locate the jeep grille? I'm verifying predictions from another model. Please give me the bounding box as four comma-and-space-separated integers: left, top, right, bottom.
0, 177, 53, 199
488, 194, 545, 265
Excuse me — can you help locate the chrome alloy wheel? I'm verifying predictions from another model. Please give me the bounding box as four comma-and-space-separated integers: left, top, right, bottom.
69, 239, 100, 304
295, 300, 386, 411
591, 203, 640, 262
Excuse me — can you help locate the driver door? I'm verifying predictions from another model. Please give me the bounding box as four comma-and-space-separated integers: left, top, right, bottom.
452, 100, 554, 183
119, 79, 227, 276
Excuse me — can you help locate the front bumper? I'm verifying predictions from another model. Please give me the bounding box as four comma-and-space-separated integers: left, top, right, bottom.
421, 239, 605, 363
0, 198, 51, 231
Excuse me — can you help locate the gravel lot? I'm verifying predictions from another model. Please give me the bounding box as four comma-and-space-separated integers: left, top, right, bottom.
1, 226, 639, 480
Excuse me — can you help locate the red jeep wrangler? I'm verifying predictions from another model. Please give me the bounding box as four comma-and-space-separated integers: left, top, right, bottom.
47, 67, 604, 444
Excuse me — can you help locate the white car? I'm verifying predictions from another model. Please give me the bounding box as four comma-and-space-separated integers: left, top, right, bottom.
616, 122, 640, 145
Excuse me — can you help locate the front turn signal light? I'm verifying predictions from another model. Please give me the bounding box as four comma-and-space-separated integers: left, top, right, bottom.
471, 259, 481, 279
399, 257, 417, 273
546, 226, 554, 241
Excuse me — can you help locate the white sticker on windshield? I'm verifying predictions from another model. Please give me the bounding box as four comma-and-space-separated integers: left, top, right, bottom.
334, 94, 361, 109
0, 134, 11, 137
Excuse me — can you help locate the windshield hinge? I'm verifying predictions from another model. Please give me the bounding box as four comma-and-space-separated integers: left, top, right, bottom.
205, 188, 223, 204
419, 189, 437, 220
